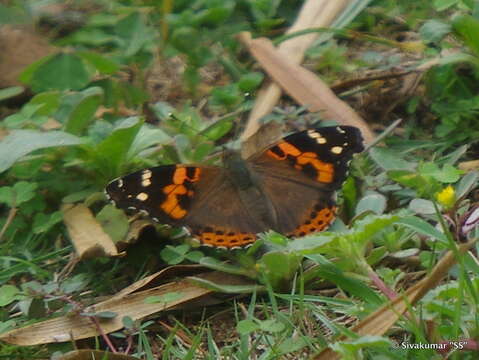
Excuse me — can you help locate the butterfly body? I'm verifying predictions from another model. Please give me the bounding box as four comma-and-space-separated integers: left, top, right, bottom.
106, 126, 364, 249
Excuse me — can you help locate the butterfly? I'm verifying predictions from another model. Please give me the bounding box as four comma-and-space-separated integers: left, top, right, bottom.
105, 126, 364, 249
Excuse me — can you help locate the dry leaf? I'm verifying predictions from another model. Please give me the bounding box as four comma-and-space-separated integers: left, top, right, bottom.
239, 32, 374, 144
243, 0, 352, 139
62, 204, 119, 259
313, 239, 477, 360
0, 272, 254, 346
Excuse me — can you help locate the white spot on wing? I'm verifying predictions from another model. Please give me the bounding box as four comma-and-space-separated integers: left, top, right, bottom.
142, 179, 151, 187
117, 179, 124, 188
136, 193, 148, 201
139, 209, 149, 216
331, 146, 343, 154
336, 127, 346, 134
316, 137, 327, 144
142, 170, 152, 180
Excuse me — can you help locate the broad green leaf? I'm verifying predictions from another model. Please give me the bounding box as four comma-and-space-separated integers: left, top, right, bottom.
397, 216, 449, 244
77, 51, 120, 74
355, 192, 387, 215
0, 86, 24, 101
29, 53, 91, 92
419, 19, 451, 43
0, 285, 20, 306
127, 125, 171, 159
96, 205, 129, 243
369, 147, 414, 171
32, 211, 63, 234
61, 87, 104, 135
409, 199, 436, 215
115, 12, 150, 57
200, 118, 234, 141
331, 335, 391, 356
93, 117, 142, 178
0, 130, 83, 173
60, 274, 89, 294
238, 72, 264, 92
453, 14, 479, 56
29, 91, 61, 116
305, 258, 383, 305
236, 319, 259, 335
0, 187, 14, 206
259, 318, 285, 333
160, 245, 190, 265
13, 182, 38, 205
434, 0, 458, 11
419, 162, 461, 183
259, 251, 301, 289
456, 171, 479, 199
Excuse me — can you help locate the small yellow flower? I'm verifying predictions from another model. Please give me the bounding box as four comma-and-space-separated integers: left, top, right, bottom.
436, 185, 456, 209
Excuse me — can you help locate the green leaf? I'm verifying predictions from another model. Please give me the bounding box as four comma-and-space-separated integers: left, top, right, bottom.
93, 311, 118, 319
259, 251, 301, 289
96, 205, 129, 243
60, 274, 89, 294
0, 130, 83, 173
200, 118, 234, 141
144, 292, 183, 304
259, 318, 285, 333
306, 258, 383, 305
29, 91, 61, 116
160, 245, 190, 265
419, 19, 452, 43
0, 86, 24, 101
355, 193, 387, 215
115, 12, 150, 57
61, 87, 104, 135
0, 187, 14, 206
434, 0, 459, 11
199, 257, 256, 277
369, 147, 414, 171
419, 162, 461, 183
236, 319, 259, 335
77, 51, 120, 74
188, 276, 263, 294
127, 125, 171, 159
13, 181, 38, 205
32, 211, 63, 234
397, 216, 449, 244
456, 171, 479, 199
453, 14, 479, 56
92, 117, 143, 178
408, 199, 436, 215
238, 72, 264, 92
0, 285, 20, 306
331, 335, 391, 356
29, 53, 91, 92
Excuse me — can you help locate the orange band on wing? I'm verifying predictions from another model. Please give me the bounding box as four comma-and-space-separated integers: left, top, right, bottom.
267, 142, 335, 183
193, 227, 257, 248
288, 206, 337, 237
160, 166, 201, 220
160, 184, 188, 219
294, 152, 334, 183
